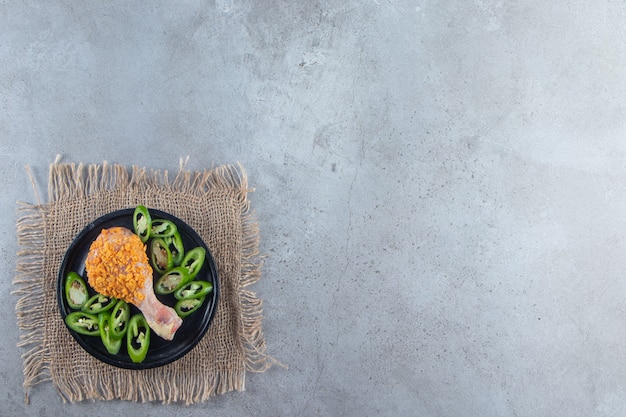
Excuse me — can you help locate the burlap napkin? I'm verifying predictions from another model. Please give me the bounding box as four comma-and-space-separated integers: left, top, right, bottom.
14, 161, 275, 403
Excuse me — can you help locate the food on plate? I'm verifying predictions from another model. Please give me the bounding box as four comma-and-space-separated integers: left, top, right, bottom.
174, 280, 213, 300
99, 312, 122, 355
64, 272, 89, 309
154, 267, 191, 295
180, 247, 206, 280
132, 205, 152, 243
175, 297, 205, 318
109, 299, 130, 340
62, 207, 215, 365
163, 232, 184, 265
127, 314, 150, 363
81, 293, 116, 314
65, 311, 100, 336
149, 219, 177, 238
85, 226, 182, 341
149, 237, 173, 274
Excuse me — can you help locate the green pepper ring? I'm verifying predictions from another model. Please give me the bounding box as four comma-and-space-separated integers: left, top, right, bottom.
99, 312, 122, 355
65, 311, 100, 336
164, 232, 185, 266
109, 299, 130, 340
149, 237, 174, 274
64, 271, 89, 309
132, 205, 152, 243
150, 218, 177, 238
154, 266, 191, 295
127, 314, 151, 364
175, 296, 206, 318
81, 293, 117, 314
174, 280, 213, 300
181, 247, 206, 280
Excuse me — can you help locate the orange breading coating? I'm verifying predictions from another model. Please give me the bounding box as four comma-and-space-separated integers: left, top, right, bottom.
85, 227, 150, 303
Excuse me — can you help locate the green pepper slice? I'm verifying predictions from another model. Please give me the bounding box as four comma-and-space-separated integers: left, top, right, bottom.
149, 237, 173, 274
99, 312, 122, 355
150, 219, 177, 238
132, 205, 152, 243
127, 314, 150, 363
181, 247, 206, 280
109, 299, 130, 340
65, 311, 100, 336
174, 280, 213, 300
81, 293, 117, 314
163, 231, 185, 266
175, 296, 205, 317
154, 266, 190, 295
65, 271, 89, 309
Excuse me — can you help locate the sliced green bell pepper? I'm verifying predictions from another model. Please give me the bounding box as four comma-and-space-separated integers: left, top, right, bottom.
150, 219, 177, 238
99, 312, 122, 355
109, 299, 130, 340
132, 205, 152, 243
81, 293, 117, 314
149, 237, 173, 274
174, 280, 213, 300
65, 271, 89, 309
175, 296, 205, 317
127, 314, 150, 363
65, 311, 100, 336
154, 266, 190, 295
181, 247, 206, 280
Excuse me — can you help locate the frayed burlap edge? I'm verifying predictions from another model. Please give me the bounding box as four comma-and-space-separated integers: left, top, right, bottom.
14, 159, 280, 404
14, 202, 50, 404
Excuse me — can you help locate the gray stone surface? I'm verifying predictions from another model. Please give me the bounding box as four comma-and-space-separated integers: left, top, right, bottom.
2, 0, 626, 415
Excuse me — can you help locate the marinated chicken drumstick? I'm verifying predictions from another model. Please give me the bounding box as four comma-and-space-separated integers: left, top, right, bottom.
85, 226, 182, 341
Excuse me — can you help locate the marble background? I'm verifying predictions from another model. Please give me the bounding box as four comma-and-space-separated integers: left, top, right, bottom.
2, 1, 626, 416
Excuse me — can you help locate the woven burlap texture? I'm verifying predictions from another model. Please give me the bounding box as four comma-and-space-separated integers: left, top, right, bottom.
14, 161, 274, 404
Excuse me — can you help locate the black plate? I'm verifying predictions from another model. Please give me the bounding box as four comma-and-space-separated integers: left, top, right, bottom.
57, 208, 219, 369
